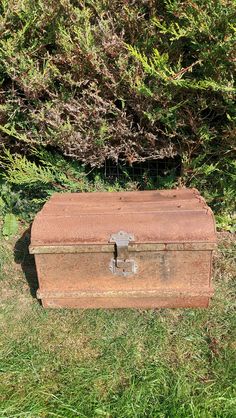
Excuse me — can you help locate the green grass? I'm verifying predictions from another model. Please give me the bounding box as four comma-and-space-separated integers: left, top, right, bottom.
0, 232, 235, 418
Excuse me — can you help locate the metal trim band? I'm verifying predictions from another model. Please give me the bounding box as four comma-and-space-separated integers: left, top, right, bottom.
37, 288, 214, 299
30, 242, 217, 254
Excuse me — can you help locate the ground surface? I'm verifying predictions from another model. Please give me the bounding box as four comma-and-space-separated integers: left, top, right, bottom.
0, 230, 235, 418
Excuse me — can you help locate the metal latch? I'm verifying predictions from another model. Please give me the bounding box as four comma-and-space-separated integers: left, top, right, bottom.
109, 231, 137, 276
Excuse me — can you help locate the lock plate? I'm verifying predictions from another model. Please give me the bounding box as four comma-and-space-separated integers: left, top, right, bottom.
109, 231, 137, 276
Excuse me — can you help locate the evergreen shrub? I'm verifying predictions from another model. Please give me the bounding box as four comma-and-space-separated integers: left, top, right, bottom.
0, 0, 235, 228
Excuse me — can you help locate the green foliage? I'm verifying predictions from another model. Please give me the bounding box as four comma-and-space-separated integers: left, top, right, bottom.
2, 213, 18, 237
182, 153, 236, 232
0, 0, 235, 225
1, 148, 56, 185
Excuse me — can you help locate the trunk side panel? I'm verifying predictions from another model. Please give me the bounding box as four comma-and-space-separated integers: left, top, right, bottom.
35, 250, 212, 293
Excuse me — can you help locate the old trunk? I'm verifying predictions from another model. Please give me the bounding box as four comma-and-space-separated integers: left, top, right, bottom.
29, 189, 217, 308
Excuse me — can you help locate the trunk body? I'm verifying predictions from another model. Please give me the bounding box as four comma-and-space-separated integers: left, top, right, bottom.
30, 189, 217, 308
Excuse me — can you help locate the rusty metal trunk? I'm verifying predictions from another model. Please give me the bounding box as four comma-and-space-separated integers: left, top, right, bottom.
29, 189, 217, 308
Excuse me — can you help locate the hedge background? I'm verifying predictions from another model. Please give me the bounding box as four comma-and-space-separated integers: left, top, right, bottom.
0, 0, 235, 229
